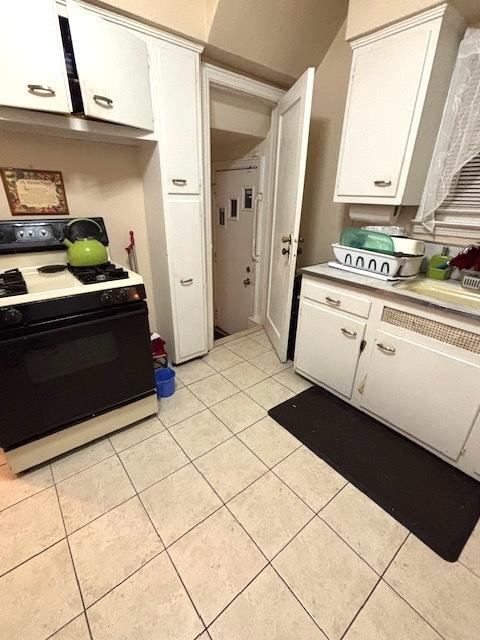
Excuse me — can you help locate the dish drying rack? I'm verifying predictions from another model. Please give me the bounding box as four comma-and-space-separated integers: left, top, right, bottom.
330, 244, 424, 280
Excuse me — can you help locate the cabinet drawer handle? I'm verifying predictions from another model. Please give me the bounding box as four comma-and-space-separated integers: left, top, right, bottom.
377, 342, 396, 354
180, 278, 194, 285
172, 179, 187, 186
93, 94, 113, 107
341, 328, 357, 338
27, 84, 55, 96
325, 296, 341, 305
374, 180, 392, 187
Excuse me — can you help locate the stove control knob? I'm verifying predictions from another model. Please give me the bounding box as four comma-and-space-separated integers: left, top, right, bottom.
115, 288, 129, 304
3, 307, 23, 326
100, 291, 114, 306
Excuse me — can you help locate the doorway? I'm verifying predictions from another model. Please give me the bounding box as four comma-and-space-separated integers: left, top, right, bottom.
212, 161, 261, 336
202, 63, 314, 360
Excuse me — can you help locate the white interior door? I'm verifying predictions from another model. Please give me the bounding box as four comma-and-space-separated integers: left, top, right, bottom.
67, 1, 154, 130
214, 165, 259, 335
0, 0, 71, 113
264, 67, 314, 361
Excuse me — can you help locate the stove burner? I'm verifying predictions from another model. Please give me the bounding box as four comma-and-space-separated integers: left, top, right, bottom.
68, 262, 129, 285
0, 268, 28, 298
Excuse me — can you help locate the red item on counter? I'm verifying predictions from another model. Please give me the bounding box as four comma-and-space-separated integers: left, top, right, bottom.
450, 245, 480, 271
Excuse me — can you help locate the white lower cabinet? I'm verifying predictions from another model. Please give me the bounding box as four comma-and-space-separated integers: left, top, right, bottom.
166, 199, 207, 361
295, 299, 366, 399
361, 329, 480, 461
295, 274, 480, 478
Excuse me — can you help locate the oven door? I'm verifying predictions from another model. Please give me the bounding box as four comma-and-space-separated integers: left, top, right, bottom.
1, 302, 155, 450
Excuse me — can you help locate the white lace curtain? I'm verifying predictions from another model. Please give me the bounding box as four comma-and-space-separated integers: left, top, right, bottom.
415, 28, 480, 232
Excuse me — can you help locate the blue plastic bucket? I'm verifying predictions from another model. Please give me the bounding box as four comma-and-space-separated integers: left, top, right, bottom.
155, 367, 176, 398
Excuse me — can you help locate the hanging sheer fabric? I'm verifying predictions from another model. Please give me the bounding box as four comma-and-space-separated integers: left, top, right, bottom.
415, 28, 480, 232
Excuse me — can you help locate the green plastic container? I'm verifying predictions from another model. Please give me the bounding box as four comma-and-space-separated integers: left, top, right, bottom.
427, 255, 451, 280
340, 228, 395, 255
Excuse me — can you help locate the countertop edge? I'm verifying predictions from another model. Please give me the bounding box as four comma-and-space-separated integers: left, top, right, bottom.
300, 264, 480, 321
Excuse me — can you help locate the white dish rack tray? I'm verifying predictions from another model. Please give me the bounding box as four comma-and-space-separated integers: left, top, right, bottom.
331, 244, 424, 279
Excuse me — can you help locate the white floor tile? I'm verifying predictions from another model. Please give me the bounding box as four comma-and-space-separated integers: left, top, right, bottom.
109, 416, 165, 453
50, 614, 91, 639
460, 520, 480, 578
189, 374, 239, 407
158, 387, 206, 428
203, 348, 244, 372
273, 367, 313, 394
238, 416, 301, 467
170, 410, 232, 459
273, 517, 378, 640
0, 463, 53, 511
273, 446, 347, 511
141, 464, 222, 546
169, 508, 266, 624
69, 497, 162, 606
0, 486, 64, 576
0, 541, 83, 640
175, 359, 217, 385
221, 361, 268, 390
228, 472, 314, 559
320, 484, 409, 574
227, 337, 270, 359
209, 566, 327, 640
244, 378, 294, 411
119, 430, 189, 492
194, 438, 267, 501
344, 581, 442, 640
385, 535, 480, 640
87, 553, 203, 640
248, 351, 292, 376
57, 456, 135, 533
210, 392, 267, 434
51, 438, 115, 483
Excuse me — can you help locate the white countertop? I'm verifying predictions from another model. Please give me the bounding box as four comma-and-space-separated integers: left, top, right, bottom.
301, 263, 480, 320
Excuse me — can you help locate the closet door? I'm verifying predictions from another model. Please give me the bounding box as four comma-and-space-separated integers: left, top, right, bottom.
0, 0, 71, 113
158, 45, 200, 194
67, 1, 154, 130
166, 199, 207, 361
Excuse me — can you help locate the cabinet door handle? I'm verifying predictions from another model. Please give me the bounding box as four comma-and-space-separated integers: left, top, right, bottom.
341, 328, 357, 338
325, 296, 341, 305
374, 180, 392, 187
93, 94, 113, 107
27, 84, 55, 96
172, 178, 187, 186
377, 342, 396, 354
180, 278, 194, 285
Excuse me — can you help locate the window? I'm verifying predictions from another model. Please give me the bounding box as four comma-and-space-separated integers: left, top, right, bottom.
242, 187, 253, 211
414, 154, 480, 239
229, 198, 239, 220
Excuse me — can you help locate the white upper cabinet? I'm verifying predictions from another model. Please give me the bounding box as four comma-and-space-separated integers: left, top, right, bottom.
0, 0, 71, 113
157, 45, 200, 194
335, 5, 464, 205
67, 1, 154, 130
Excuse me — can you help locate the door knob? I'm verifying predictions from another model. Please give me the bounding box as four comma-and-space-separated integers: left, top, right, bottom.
281, 235, 291, 244
282, 247, 290, 256
243, 278, 251, 286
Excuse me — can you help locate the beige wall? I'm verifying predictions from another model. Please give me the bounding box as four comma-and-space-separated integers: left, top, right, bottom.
298, 21, 351, 267
0, 132, 157, 327
346, 0, 480, 39
93, 0, 208, 41
210, 88, 272, 138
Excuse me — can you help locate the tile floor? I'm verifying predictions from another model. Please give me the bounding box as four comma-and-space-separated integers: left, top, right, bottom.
1, 325, 479, 640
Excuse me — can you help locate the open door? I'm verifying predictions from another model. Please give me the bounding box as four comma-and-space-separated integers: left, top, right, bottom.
264, 67, 314, 361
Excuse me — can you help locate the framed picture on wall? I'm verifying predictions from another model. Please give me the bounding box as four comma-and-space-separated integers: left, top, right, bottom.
1, 168, 69, 216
